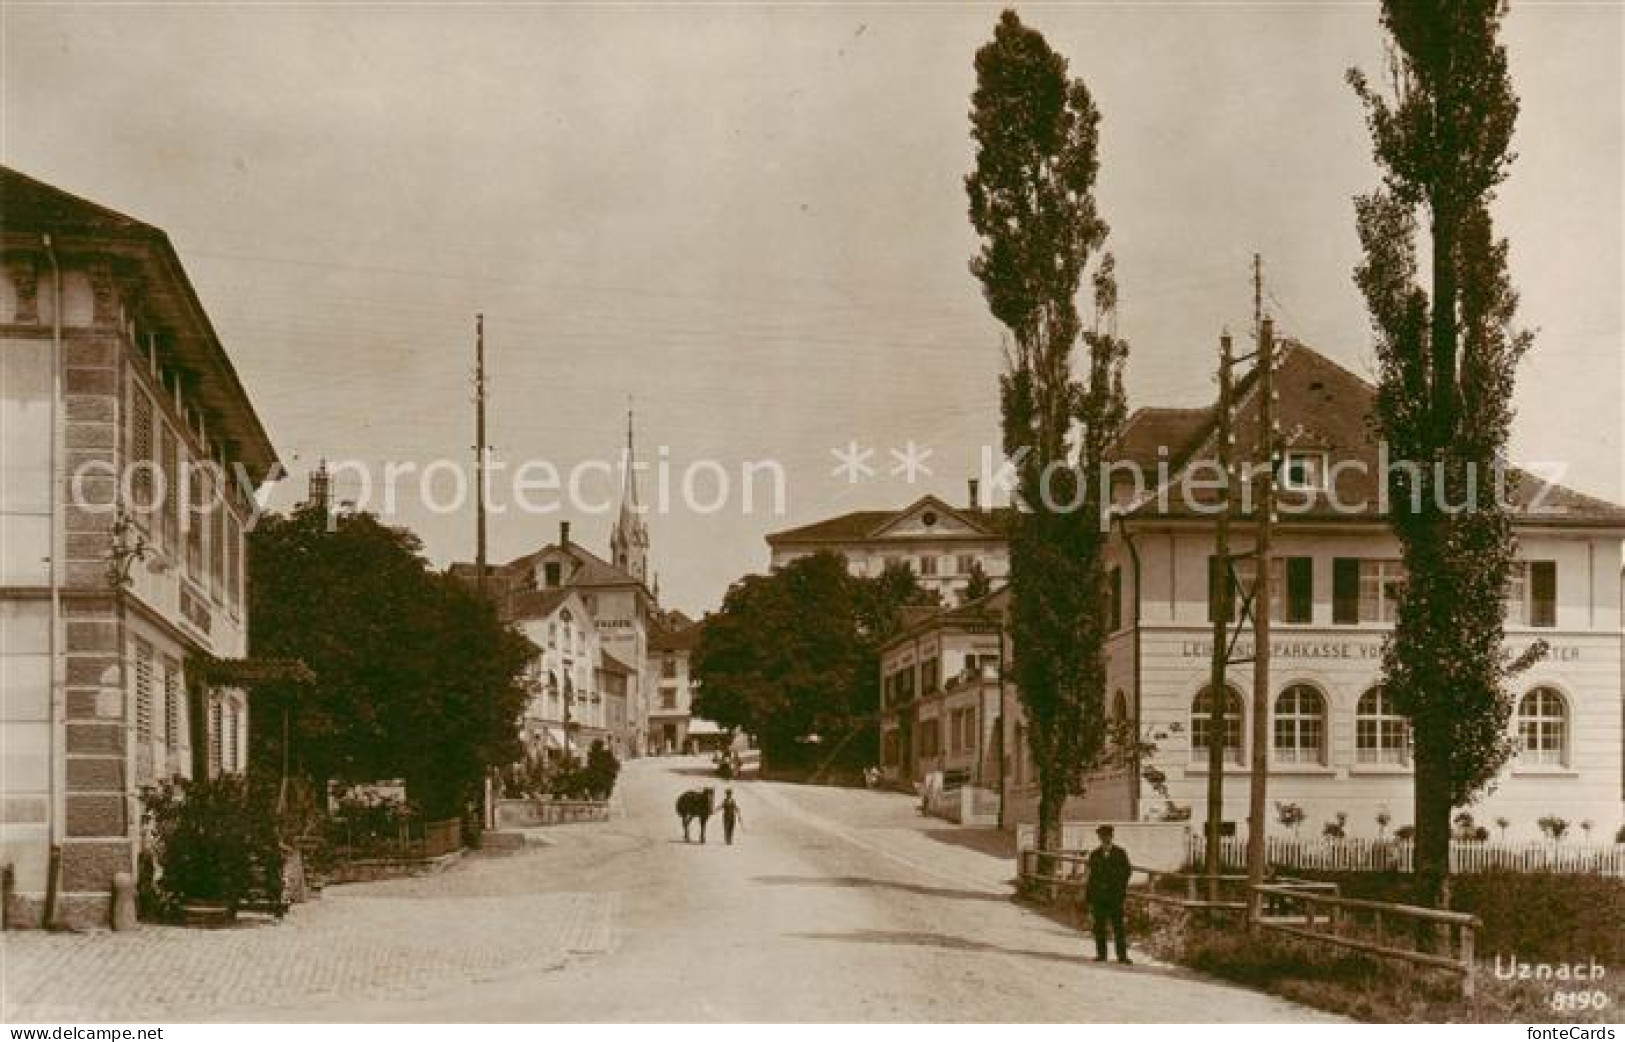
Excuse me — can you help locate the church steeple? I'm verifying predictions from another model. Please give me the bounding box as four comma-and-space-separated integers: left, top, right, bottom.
611, 404, 650, 586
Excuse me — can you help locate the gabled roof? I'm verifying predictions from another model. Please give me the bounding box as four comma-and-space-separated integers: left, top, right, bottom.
1, 166, 280, 483
766, 494, 1013, 546
507, 587, 576, 622
650, 616, 703, 653
1124, 341, 1625, 528
881, 585, 1011, 652
451, 536, 651, 618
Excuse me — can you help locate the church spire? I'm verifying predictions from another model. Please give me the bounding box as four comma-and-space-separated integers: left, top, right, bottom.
611, 401, 650, 585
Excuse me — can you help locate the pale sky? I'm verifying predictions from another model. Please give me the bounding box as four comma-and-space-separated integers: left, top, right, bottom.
4, 2, 1620, 615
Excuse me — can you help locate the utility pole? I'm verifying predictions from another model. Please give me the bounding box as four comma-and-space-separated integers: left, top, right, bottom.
1245, 260, 1277, 931
1204, 331, 1235, 895
474, 314, 488, 597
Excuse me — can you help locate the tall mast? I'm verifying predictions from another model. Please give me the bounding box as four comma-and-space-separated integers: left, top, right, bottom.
475, 314, 487, 596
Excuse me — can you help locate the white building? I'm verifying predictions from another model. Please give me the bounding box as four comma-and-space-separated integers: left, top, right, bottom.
881, 342, 1625, 843
765, 491, 1009, 601
510, 588, 611, 761
0, 167, 280, 927
647, 612, 702, 755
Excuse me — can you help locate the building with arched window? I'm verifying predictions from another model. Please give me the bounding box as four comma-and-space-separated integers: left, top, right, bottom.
870, 343, 1623, 841
1085, 343, 1625, 842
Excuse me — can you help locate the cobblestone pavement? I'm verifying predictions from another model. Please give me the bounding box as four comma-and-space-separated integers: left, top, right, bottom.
2, 877, 615, 1021
2, 759, 1336, 1023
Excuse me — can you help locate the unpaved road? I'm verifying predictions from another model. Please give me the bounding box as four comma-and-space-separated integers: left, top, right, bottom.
298, 757, 1334, 1022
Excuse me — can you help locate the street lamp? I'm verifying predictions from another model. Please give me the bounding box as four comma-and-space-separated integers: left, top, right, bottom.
107, 511, 148, 590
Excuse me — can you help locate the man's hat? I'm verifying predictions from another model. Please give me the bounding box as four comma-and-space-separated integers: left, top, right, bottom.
1096, 824, 1115, 838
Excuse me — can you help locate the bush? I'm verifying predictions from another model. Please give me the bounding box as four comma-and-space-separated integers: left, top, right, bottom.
325, 786, 423, 858
550, 741, 621, 800
142, 775, 286, 920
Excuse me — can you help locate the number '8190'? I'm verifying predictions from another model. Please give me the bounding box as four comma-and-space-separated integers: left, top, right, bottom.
1550, 991, 1610, 1012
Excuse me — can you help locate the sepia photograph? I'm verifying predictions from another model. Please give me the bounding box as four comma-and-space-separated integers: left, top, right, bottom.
0, 0, 1621, 1033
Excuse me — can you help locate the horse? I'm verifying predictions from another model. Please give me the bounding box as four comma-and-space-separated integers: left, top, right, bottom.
676, 787, 715, 843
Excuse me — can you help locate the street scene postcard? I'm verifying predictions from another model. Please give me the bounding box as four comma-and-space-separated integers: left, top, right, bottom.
0, 1, 1621, 1036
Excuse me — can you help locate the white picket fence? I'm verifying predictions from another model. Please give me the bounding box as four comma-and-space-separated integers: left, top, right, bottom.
1188, 834, 1625, 876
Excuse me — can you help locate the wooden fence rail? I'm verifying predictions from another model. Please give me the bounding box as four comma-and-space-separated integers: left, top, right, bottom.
1019, 850, 1478, 998
1252, 883, 1481, 999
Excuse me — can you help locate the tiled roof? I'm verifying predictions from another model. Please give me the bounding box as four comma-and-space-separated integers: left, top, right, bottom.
1, 166, 158, 237
881, 585, 1011, 651
507, 587, 575, 621
766, 496, 1014, 546
1124, 341, 1625, 528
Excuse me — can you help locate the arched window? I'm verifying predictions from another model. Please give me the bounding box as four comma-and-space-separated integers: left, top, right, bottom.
1517, 687, 1568, 766
1273, 684, 1327, 765
1191, 685, 1244, 765
1355, 686, 1409, 765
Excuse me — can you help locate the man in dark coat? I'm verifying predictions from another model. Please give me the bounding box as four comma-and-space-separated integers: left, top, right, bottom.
1085, 824, 1132, 964
721, 788, 743, 845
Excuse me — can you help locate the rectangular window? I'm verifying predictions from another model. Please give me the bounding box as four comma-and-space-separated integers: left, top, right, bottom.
1332, 557, 1361, 624
209, 469, 226, 598
133, 638, 155, 747
222, 703, 239, 774
160, 425, 180, 551
162, 655, 183, 762
1284, 557, 1313, 624
129, 386, 154, 517
662, 656, 677, 678
918, 556, 938, 577
224, 511, 241, 609
957, 554, 976, 576
921, 657, 939, 695
208, 700, 224, 778
1358, 560, 1406, 624
1529, 560, 1557, 628
1279, 451, 1326, 492
185, 456, 205, 580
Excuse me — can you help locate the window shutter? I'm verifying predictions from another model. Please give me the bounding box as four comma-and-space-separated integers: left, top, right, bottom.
1332, 558, 1360, 624
1109, 567, 1123, 631
1530, 561, 1557, 628
1286, 557, 1313, 624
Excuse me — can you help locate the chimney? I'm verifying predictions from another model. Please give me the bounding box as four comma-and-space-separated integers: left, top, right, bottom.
967, 478, 980, 511
560, 520, 571, 549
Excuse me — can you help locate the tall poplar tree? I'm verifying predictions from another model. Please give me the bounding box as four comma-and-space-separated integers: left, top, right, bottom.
1348, 0, 1540, 906
966, 10, 1128, 853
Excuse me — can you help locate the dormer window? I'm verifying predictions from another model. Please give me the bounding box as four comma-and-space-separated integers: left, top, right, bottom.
544, 561, 561, 587
1279, 450, 1327, 492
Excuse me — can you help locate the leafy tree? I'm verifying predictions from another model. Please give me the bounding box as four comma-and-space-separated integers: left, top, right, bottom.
1348, 0, 1541, 906
692, 552, 937, 769
958, 560, 995, 605
965, 9, 1128, 852
247, 505, 533, 820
